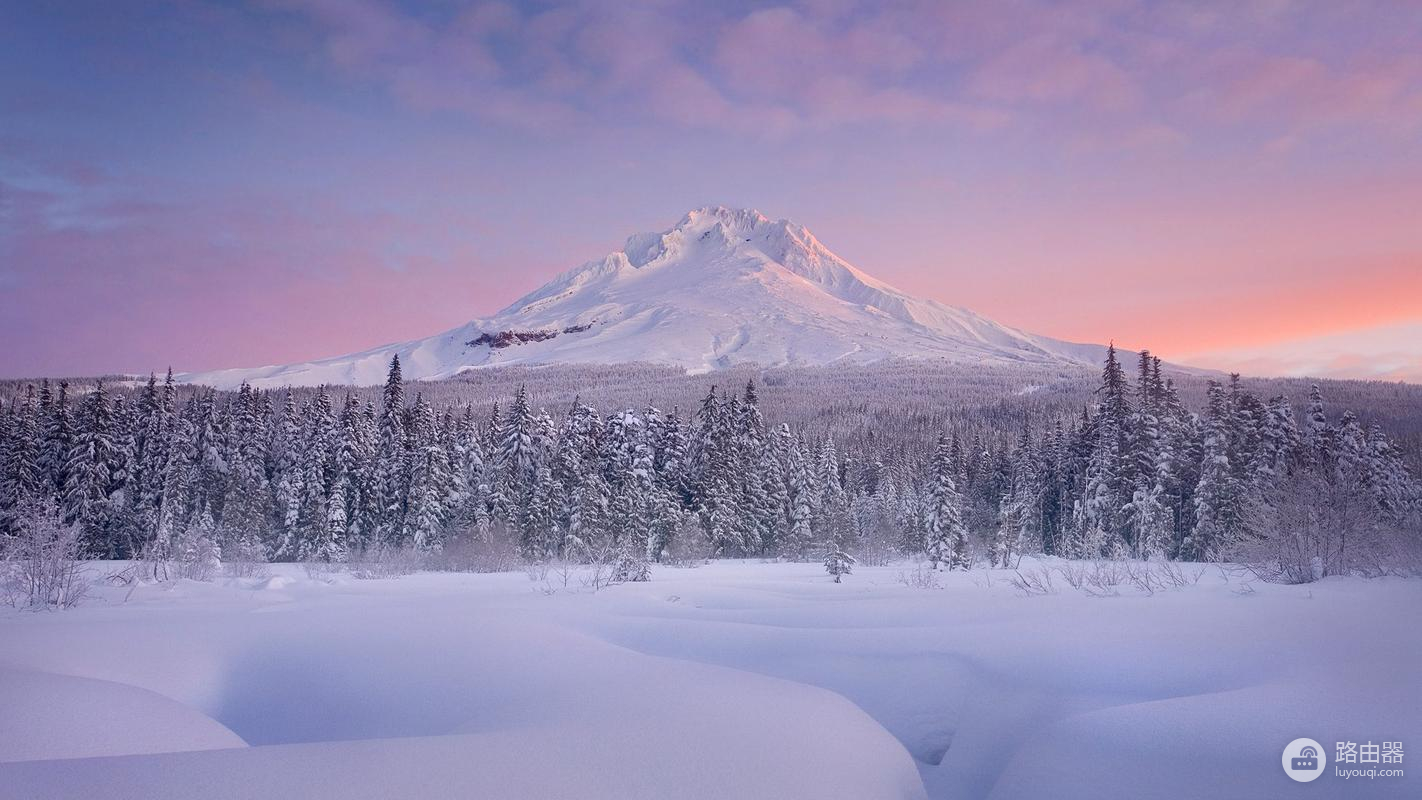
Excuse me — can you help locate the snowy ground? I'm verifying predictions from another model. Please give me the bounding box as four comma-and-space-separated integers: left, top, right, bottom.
1, 558, 1418, 799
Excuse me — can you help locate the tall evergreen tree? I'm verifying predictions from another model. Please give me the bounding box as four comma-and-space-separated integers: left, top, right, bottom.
375, 356, 409, 545
1, 385, 43, 535
925, 434, 969, 569
1184, 381, 1241, 561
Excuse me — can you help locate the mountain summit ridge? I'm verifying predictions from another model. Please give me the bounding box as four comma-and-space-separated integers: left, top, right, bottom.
183, 207, 1112, 389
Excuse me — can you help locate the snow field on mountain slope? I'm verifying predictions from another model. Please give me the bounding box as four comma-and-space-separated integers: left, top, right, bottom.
1, 558, 1418, 799
181, 207, 1100, 389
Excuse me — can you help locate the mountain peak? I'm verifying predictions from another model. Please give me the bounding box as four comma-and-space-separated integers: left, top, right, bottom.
623, 206, 817, 272
181, 209, 1110, 388
675, 206, 773, 234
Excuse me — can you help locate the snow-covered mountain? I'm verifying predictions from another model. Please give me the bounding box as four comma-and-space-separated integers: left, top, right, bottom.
184, 207, 1112, 389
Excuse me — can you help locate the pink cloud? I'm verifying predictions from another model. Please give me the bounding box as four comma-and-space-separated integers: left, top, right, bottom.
969, 34, 1141, 111
1182, 50, 1422, 135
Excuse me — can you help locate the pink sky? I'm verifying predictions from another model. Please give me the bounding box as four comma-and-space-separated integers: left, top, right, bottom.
2, 1, 1420, 381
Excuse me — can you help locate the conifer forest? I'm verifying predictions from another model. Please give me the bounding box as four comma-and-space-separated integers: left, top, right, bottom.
4, 348, 1417, 585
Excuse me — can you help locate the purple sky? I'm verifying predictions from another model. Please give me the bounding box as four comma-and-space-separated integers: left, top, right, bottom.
2, 1, 1421, 381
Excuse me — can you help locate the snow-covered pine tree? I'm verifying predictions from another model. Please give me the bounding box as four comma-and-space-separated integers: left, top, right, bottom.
1226, 375, 1267, 503
692, 389, 743, 555
63, 381, 125, 556
1081, 343, 1133, 558
653, 406, 690, 508
1251, 395, 1302, 491
995, 429, 1043, 566
0, 385, 43, 536
133, 370, 177, 549
521, 460, 558, 562
153, 410, 198, 558
779, 425, 815, 560
1158, 378, 1200, 554
1304, 384, 1330, 465
925, 434, 969, 569
191, 391, 232, 527
445, 404, 488, 538
1363, 424, 1419, 520
549, 400, 602, 556
400, 394, 453, 553
125, 374, 161, 544
265, 391, 299, 552
492, 385, 538, 531
642, 405, 685, 561
1183, 381, 1241, 561
823, 525, 855, 583
375, 356, 409, 546
221, 383, 270, 559
733, 380, 774, 556
344, 400, 382, 554
101, 393, 143, 556
39, 381, 75, 500
288, 387, 338, 560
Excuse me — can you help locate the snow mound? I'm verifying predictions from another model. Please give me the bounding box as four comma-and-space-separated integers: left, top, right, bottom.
0, 668, 245, 763
7, 561, 1415, 798
0, 572, 924, 799
255, 574, 295, 591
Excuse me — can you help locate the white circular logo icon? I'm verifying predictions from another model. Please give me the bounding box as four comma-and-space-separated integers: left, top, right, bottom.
1282, 738, 1327, 782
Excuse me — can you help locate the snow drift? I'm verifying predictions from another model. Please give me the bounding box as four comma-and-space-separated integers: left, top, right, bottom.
2, 561, 1418, 799
0, 571, 925, 799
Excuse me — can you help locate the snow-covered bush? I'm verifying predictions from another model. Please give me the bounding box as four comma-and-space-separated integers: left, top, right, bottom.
611, 537, 650, 583
432, 525, 522, 573
173, 514, 222, 582
222, 532, 270, 579
1, 498, 88, 609
347, 544, 422, 580
660, 521, 714, 566
824, 538, 855, 583
1234, 470, 1384, 583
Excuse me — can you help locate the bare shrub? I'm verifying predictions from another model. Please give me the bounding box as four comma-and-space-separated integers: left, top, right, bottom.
224, 559, 272, 579
896, 563, 943, 590
1122, 560, 1160, 596
303, 561, 343, 582
571, 541, 618, 592
1081, 560, 1126, 597
1158, 560, 1205, 588
524, 560, 551, 582
532, 560, 578, 595
1055, 562, 1088, 590
1008, 567, 1056, 597
133, 541, 174, 583
1, 499, 89, 609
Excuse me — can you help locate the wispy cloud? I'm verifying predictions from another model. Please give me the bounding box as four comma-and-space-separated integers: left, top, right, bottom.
3, 0, 1421, 378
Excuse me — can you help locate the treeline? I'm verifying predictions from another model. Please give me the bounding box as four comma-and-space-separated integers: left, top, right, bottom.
1, 349, 1418, 581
